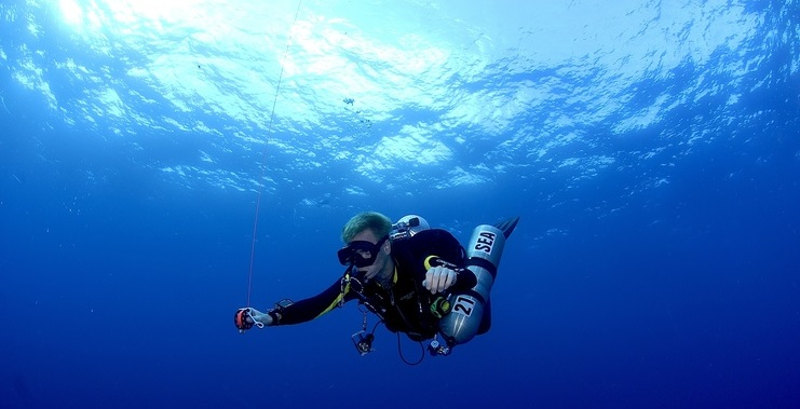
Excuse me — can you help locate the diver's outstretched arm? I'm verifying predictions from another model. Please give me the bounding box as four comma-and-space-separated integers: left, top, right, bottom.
234, 278, 351, 332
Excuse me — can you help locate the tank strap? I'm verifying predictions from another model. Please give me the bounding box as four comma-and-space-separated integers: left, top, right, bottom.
457, 289, 487, 306
466, 256, 498, 279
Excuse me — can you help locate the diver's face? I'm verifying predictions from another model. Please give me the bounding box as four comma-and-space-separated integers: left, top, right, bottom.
350, 229, 390, 281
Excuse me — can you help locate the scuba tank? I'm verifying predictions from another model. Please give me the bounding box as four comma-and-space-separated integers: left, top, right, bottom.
390, 215, 430, 241
437, 217, 519, 350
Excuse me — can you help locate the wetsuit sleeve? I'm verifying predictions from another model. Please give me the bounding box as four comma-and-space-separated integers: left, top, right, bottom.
416, 229, 477, 290
267, 279, 355, 326
452, 267, 478, 290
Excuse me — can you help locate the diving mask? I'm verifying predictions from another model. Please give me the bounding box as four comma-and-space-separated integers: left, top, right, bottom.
337, 235, 389, 267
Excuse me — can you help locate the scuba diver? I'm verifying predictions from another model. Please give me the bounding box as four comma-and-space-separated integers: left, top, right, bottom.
235, 211, 518, 361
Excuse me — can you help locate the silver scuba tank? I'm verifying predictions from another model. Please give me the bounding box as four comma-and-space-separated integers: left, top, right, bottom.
438, 222, 510, 346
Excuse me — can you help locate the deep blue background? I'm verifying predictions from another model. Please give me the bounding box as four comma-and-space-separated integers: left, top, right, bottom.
2, 1, 800, 408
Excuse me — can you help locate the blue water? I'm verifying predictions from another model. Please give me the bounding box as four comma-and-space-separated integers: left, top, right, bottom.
2, 0, 799, 408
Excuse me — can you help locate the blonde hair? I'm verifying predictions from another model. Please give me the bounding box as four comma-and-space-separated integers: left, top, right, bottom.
341, 211, 392, 243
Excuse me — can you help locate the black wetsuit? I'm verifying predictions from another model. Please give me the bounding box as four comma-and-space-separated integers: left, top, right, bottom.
266, 229, 478, 341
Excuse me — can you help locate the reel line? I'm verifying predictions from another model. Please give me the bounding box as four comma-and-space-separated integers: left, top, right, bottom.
246, 0, 304, 307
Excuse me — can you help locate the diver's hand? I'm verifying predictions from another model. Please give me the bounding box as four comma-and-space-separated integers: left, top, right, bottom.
234, 307, 272, 332
423, 266, 457, 294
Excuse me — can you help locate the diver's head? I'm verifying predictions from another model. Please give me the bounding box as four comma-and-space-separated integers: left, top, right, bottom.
339, 212, 393, 281
341, 211, 392, 243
